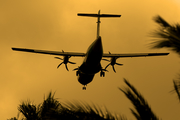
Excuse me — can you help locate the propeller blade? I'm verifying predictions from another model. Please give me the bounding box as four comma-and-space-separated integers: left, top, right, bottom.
68, 61, 76, 64
102, 59, 110, 62
102, 69, 108, 72
65, 64, 69, 71
73, 66, 79, 71
112, 65, 116, 73
73, 68, 78, 71
55, 57, 63, 60
105, 63, 111, 69
57, 62, 63, 68
115, 63, 123, 66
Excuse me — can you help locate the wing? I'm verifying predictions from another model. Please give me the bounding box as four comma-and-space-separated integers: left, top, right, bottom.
12, 47, 86, 57
103, 53, 169, 58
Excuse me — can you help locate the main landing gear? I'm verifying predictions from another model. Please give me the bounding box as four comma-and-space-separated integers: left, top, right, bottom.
76, 70, 80, 76
100, 71, 105, 77
100, 68, 108, 77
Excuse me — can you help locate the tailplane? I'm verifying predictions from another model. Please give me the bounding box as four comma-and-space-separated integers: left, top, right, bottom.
77, 13, 121, 17
78, 10, 121, 38
77, 10, 121, 17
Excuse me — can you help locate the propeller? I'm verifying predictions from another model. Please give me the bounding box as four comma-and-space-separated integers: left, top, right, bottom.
102, 52, 123, 73
54, 50, 76, 71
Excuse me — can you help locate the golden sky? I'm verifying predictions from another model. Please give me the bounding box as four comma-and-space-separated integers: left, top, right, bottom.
1, 0, 180, 119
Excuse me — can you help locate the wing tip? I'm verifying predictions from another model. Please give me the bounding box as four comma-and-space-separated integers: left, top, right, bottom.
11, 47, 35, 52
148, 53, 170, 56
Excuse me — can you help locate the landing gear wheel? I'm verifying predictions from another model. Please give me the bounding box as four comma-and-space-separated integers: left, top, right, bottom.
82, 86, 86, 90
100, 71, 105, 77
76, 71, 79, 76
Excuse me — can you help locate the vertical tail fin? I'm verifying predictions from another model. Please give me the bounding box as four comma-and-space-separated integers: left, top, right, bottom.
77, 10, 121, 39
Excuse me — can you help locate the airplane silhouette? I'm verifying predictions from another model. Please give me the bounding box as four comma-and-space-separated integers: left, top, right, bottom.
12, 10, 169, 90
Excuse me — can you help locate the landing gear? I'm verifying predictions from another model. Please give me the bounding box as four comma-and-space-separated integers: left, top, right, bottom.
100, 67, 108, 77
82, 86, 86, 90
76, 70, 79, 76
100, 71, 105, 77
82, 85, 87, 90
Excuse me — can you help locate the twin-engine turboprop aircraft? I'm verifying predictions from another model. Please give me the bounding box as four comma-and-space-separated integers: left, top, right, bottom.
12, 10, 169, 90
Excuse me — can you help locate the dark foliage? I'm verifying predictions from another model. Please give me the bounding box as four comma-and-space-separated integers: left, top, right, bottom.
7, 117, 18, 120
14, 91, 126, 120
151, 15, 180, 101
18, 100, 41, 120
119, 79, 159, 120
151, 15, 180, 54
172, 79, 180, 101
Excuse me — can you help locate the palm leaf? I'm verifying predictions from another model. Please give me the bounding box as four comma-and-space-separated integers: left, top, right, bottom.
151, 15, 180, 54
7, 117, 18, 120
17, 100, 41, 120
151, 16, 180, 102
63, 101, 124, 120
119, 78, 160, 120
39, 91, 66, 119
171, 79, 180, 101
16, 91, 127, 120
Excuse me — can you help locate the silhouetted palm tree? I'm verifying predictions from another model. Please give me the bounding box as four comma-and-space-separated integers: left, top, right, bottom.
17, 100, 41, 120
119, 79, 160, 120
151, 15, 180, 100
14, 91, 127, 120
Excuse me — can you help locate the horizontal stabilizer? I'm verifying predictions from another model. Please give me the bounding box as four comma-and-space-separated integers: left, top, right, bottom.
77, 13, 121, 17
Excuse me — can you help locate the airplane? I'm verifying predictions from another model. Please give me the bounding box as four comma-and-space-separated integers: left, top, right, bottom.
12, 10, 169, 90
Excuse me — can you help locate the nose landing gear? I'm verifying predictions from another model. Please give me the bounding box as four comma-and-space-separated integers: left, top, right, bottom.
82, 85, 87, 90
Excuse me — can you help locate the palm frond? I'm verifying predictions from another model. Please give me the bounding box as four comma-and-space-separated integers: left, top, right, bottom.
63, 101, 124, 120
14, 91, 128, 120
170, 78, 180, 101
7, 117, 18, 120
153, 15, 170, 27
17, 100, 40, 120
119, 78, 160, 120
151, 15, 180, 54
129, 108, 141, 120
173, 80, 180, 101
39, 91, 65, 119
151, 16, 180, 101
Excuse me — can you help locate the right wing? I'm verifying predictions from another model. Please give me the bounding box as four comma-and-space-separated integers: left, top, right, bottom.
103, 53, 169, 58
12, 47, 86, 57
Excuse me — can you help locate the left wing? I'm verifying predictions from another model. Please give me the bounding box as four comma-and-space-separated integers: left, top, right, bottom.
103, 53, 169, 58
12, 47, 86, 57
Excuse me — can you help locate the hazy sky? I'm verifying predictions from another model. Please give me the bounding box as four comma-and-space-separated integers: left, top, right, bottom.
1, 0, 180, 119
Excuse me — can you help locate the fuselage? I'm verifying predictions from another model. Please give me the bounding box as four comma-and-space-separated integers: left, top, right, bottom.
77, 36, 103, 86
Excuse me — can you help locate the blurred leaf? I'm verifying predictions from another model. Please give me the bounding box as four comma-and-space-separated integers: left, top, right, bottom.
16, 91, 127, 120
151, 15, 180, 54
119, 78, 160, 120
